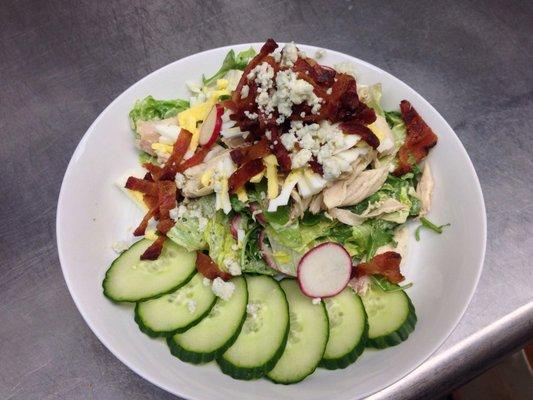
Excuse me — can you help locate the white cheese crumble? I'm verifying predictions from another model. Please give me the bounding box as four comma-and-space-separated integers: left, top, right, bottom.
224, 258, 242, 276
202, 277, 212, 287
211, 277, 235, 301
174, 172, 185, 189
244, 110, 258, 120
240, 84, 249, 99
187, 300, 197, 314
291, 149, 313, 168
281, 42, 298, 67
334, 61, 358, 78
312, 297, 321, 305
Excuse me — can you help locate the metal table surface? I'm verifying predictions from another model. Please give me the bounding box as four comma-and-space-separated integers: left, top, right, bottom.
1, 0, 532, 399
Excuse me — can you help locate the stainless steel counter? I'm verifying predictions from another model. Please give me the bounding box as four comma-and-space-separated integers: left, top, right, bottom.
1, 0, 532, 399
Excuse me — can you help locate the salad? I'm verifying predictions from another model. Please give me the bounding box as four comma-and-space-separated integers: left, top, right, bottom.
103, 39, 445, 384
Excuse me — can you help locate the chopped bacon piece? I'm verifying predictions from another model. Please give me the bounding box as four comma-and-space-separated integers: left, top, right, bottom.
232, 38, 278, 103
156, 218, 175, 234
157, 181, 177, 220
230, 138, 270, 165
196, 251, 232, 281
293, 58, 336, 87
355, 251, 404, 284
133, 207, 156, 237
140, 235, 166, 261
125, 177, 158, 196
340, 121, 380, 149
394, 100, 438, 176
309, 158, 323, 175
143, 163, 164, 181
177, 145, 212, 172
143, 194, 159, 211
160, 129, 192, 179
228, 159, 266, 193
268, 127, 292, 171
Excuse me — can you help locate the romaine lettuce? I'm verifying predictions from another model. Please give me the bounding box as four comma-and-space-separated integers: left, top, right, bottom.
129, 96, 189, 130
202, 47, 256, 86
203, 211, 239, 268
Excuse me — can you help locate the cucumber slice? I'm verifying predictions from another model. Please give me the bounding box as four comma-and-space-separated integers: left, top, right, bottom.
168, 276, 248, 364
266, 279, 329, 384
320, 287, 368, 370
103, 239, 196, 302
135, 273, 216, 337
217, 275, 289, 380
361, 283, 417, 348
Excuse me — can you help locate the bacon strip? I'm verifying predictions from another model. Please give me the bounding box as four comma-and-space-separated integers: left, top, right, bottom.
355, 251, 404, 284
394, 100, 438, 176
196, 252, 232, 281
125, 177, 158, 196
228, 159, 266, 193
177, 145, 212, 172
157, 181, 177, 220
133, 207, 156, 236
268, 127, 292, 172
232, 38, 278, 103
160, 129, 193, 179
140, 235, 166, 261
340, 121, 380, 149
230, 138, 270, 165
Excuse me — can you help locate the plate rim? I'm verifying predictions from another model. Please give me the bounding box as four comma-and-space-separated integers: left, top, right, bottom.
56, 42, 487, 400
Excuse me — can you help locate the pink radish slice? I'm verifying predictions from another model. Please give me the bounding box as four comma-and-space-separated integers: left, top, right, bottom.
297, 242, 352, 298
249, 202, 266, 224
258, 230, 281, 272
230, 214, 242, 240
199, 104, 223, 146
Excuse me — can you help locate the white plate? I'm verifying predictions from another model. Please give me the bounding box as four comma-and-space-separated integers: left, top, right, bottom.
57, 43, 486, 400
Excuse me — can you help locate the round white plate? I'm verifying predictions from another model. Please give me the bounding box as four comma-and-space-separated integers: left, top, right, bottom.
57, 43, 486, 400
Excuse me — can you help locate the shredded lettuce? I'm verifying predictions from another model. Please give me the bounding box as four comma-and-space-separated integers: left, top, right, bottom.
203, 211, 239, 268
329, 219, 397, 261
129, 96, 189, 130
385, 110, 406, 146
415, 217, 450, 241
138, 151, 157, 165
166, 196, 216, 252
202, 47, 256, 86
371, 276, 413, 292
241, 226, 276, 276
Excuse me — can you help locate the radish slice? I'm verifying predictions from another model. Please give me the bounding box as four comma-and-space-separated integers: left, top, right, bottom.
230, 214, 242, 240
199, 104, 223, 146
258, 230, 281, 272
249, 202, 266, 224
297, 242, 352, 298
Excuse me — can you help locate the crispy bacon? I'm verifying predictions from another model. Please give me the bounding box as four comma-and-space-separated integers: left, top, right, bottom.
157, 181, 177, 219
140, 235, 166, 261
355, 251, 404, 284
340, 121, 380, 149
309, 158, 323, 175
394, 100, 438, 176
156, 218, 175, 234
143, 163, 164, 181
133, 207, 156, 237
228, 159, 266, 193
293, 58, 336, 87
178, 145, 212, 172
230, 138, 270, 165
196, 251, 232, 281
125, 177, 158, 196
159, 129, 192, 179
268, 127, 292, 171
233, 38, 278, 103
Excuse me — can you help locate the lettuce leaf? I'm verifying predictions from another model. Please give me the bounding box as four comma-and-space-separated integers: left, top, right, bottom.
328, 219, 397, 260
129, 96, 189, 130
166, 196, 216, 252
241, 226, 276, 276
202, 47, 256, 86
365, 84, 384, 116
203, 211, 239, 268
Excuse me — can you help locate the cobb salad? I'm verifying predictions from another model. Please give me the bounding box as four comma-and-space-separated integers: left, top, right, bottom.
103, 39, 446, 384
